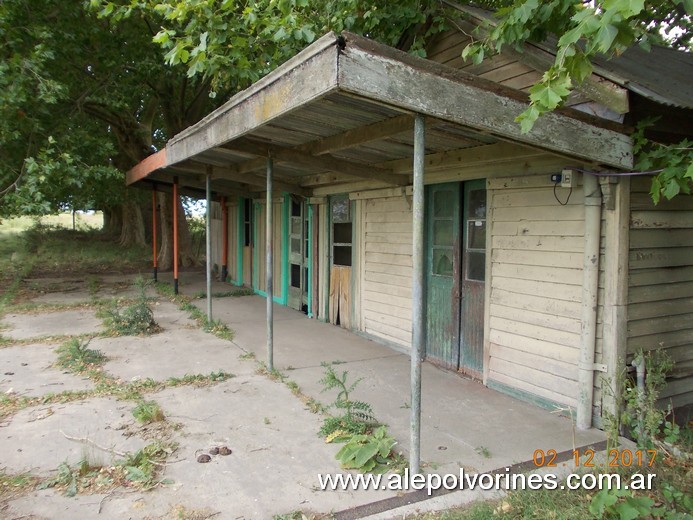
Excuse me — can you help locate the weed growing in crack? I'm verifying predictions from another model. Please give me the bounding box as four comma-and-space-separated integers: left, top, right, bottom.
318, 363, 377, 439
155, 282, 234, 341
100, 277, 159, 336
55, 338, 107, 373
132, 400, 165, 424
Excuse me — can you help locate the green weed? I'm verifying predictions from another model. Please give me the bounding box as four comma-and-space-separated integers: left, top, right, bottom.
335, 426, 401, 474
55, 338, 107, 373
318, 363, 377, 439
132, 400, 165, 424
100, 277, 158, 336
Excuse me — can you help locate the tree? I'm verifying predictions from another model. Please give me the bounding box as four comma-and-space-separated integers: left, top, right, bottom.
0, 0, 217, 265
462, 0, 692, 202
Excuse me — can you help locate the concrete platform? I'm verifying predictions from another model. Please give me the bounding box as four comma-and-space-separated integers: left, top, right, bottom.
177, 285, 604, 476
3, 309, 104, 340
1, 397, 147, 474
2, 270, 606, 519
0, 343, 93, 397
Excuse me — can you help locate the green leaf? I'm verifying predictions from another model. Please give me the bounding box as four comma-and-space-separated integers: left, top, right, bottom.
515, 106, 541, 134
595, 22, 618, 53
353, 443, 380, 467
662, 179, 681, 200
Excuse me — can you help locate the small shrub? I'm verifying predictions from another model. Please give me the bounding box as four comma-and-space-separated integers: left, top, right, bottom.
132, 400, 165, 424
101, 277, 158, 335
621, 350, 677, 449
55, 338, 106, 373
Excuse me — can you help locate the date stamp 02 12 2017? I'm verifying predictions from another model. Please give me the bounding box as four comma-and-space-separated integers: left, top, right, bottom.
532, 448, 658, 469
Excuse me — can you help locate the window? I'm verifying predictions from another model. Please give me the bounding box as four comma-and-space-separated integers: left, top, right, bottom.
331, 195, 352, 267
465, 188, 486, 281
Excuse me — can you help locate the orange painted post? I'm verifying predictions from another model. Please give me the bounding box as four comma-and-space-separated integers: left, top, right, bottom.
221, 196, 228, 283
152, 187, 158, 282
173, 177, 179, 295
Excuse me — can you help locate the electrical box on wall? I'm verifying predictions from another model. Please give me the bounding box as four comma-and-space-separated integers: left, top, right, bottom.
561, 169, 576, 188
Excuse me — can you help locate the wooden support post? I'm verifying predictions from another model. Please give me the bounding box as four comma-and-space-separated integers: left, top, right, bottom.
266, 155, 274, 371
410, 114, 425, 476
152, 186, 158, 282
221, 196, 228, 283
206, 170, 213, 322
173, 177, 179, 295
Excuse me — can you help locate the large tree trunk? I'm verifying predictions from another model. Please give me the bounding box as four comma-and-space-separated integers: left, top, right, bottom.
102, 206, 122, 235
156, 192, 198, 270
119, 199, 146, 247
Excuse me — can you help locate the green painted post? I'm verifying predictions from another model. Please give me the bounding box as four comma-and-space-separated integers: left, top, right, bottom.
307, 204, 313, 317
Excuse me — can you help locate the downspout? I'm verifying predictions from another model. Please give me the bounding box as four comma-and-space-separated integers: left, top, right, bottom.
577, 173, 602, 430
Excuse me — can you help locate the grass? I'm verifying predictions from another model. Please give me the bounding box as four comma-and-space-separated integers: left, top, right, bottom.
0, 470, 42, 501
416, 445, 693, 520
157, 282, 235, 342
133, 400, 165, 424
193, 287, 255, 299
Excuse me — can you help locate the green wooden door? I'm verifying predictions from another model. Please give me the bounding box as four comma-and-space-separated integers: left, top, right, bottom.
425, 181, 486, 376
425, 183, 461, 369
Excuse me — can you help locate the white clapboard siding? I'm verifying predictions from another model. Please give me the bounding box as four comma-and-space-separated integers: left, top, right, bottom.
361, 196, 413, 349
254, 200, 285, 298
487, 177, 585, 408
627, 177, 693, 409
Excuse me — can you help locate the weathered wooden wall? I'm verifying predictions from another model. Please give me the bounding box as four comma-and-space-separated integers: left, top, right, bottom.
360, 195, 414, 349
427, 29, 541, 92
486, 175, 585, 408
627, 177, 693, 411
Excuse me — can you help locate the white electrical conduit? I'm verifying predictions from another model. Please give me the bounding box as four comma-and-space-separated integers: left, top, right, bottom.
577, 173, 602, 429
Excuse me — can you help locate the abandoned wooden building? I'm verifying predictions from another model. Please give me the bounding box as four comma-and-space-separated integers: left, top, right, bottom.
126, 11, 693, 448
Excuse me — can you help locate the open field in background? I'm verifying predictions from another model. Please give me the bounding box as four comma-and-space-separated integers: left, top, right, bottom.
0, 213, 148, 301
0, 212, 104, 234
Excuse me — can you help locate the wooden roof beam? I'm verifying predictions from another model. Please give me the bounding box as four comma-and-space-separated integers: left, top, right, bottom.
209, 164, 311, 197
224, 139, 408, 187
298, 114, 415, 155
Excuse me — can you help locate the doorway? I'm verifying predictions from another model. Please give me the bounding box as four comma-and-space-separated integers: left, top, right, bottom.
425, 180, 486, 378
288, 197, 309, 313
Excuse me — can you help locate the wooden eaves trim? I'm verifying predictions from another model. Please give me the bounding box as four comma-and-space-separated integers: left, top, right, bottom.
125, 149, 166, 186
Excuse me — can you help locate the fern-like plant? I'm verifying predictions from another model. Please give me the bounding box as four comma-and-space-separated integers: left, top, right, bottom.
319, 363, 377, 439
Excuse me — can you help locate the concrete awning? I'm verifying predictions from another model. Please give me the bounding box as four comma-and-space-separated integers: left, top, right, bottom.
127, 31, 632, 197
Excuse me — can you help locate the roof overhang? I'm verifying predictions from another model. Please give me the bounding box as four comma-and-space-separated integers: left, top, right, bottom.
127, 31, 633, 196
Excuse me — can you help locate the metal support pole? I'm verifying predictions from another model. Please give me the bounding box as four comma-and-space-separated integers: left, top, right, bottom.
152, 187, 158, 282
410, 114, 425, 476
266, 155, 274, 371
173, 177, 179, 295
221, 196, 228, 283
205, 171, 213, 322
